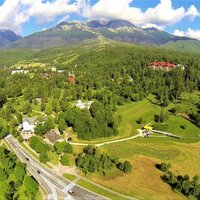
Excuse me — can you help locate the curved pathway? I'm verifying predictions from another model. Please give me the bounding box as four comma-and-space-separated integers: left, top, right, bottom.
70, 133, 142, 147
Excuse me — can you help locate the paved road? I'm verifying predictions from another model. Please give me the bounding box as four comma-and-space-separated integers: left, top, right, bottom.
5, 135, 107, 200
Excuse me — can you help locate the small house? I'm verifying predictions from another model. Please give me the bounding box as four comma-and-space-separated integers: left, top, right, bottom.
22, 117, 37, 133
45, 129, 61, 144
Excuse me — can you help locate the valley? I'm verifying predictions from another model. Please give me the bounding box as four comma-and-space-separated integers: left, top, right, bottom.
0, 37, 200, 200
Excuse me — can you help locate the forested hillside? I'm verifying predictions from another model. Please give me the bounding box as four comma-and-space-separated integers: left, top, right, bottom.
0, 42, 200, 140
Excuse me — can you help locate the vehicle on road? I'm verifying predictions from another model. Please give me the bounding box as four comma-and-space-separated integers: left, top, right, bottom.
68, 190, 74, 195
37, 170, 41, 174
26, 157, 29, 161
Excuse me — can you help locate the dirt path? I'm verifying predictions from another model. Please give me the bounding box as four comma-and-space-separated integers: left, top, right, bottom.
70, 132, 142, 147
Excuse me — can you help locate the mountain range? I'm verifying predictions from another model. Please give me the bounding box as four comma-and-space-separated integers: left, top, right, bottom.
0, 29, 21, 47
0, 20, 200, 54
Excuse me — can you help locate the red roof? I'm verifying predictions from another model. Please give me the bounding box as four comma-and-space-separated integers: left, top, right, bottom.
68, 76, 75, 83
150, 61, 176, 68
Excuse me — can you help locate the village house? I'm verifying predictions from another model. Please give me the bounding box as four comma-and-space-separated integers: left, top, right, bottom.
22, 117, 37, 133
44, 129, 61, 144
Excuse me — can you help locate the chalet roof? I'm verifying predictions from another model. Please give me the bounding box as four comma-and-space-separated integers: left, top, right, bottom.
46, 129, 61, 143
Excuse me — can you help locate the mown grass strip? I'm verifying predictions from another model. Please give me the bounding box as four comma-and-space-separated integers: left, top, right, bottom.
63, 173, 77, 182
77, 179, 125, 200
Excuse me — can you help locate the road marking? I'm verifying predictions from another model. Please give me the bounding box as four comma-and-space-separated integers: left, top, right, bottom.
62, 182, 76, 193
85, 195, 104, 200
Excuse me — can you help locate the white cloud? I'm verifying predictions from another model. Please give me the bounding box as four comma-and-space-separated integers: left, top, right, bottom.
173, 28, 200, 40
0, 0, 200, 34
143, 0, 185, 26
57, 15, 70, 24
0, 0, 83, 33
185, 5, 200, 19
28, 0, 80, 24
0, 0, 21, 32
173, 29, 184, 37
84, 0, 200, 29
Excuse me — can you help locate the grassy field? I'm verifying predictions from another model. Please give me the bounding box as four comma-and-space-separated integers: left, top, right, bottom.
115, 98, 200, 141
85, 137, 200, 200
115, 99, 161, 136
81, 98, 200, 200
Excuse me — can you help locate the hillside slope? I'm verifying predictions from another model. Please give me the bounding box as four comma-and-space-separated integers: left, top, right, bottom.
4, 20, 200, 51
163, 40, 200, 55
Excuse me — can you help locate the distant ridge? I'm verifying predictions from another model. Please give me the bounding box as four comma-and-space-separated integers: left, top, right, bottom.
1, 19, 200, 53
0, 29, 21, 47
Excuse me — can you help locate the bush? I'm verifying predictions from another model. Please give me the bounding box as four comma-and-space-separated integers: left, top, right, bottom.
156, 163, 171, 172
24, 176, 39, 197
137, 117, 145, 124
17, 135, 24, 143
60, 154, 70, 166
39, 152, 50, 163
53, 142, 73, 155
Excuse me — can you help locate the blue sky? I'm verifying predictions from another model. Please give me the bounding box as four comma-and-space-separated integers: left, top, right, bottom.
0, 0, 200, 40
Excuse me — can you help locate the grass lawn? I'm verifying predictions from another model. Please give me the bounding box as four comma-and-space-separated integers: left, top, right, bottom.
164, 115, 200, 139
47, 151, 60, 165
92, 136, 200, 200
114, 98, 161, 137
77, 179, 123, 200
88, 156, 185, 200
63, 173, 77, 181
101, 137, 183, 160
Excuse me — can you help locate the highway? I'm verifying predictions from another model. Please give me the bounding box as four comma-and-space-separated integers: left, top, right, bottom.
5, 135, 107, 200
